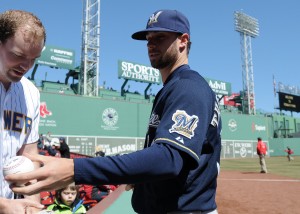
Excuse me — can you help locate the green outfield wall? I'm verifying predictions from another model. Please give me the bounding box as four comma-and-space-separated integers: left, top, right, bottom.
268, 138, 300, 156
39, 91, 299, 157
221, 112, 269, 140
40, 92, 151, 137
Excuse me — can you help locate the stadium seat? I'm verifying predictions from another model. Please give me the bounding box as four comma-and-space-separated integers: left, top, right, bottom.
79, 185, 98, 210
40, 190, 56, 207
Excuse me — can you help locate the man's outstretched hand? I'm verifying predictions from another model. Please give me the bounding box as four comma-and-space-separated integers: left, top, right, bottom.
5, 153, 75, 195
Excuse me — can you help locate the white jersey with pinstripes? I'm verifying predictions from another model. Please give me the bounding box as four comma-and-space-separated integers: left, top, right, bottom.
0, 77, 40, 198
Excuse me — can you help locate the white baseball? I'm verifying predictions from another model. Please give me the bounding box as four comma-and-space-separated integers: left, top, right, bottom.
3, 156, 35, 186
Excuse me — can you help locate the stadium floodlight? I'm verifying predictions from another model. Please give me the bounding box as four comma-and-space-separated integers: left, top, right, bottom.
235, 11, 259, 38
234, 11, 259, 115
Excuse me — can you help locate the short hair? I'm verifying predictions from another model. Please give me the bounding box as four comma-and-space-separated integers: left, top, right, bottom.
0, 10, 46, 44
56, 183, 80, 203
257, 137, 262, 141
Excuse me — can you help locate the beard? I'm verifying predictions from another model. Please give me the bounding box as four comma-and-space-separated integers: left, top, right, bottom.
150, 45, 178, 69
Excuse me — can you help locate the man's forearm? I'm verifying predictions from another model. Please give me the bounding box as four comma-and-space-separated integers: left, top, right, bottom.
0, 198, 8, 211
24, 159, 42, 210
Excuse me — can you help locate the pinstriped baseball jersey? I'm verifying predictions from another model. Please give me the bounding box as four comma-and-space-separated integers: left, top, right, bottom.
0, 77, 40, 198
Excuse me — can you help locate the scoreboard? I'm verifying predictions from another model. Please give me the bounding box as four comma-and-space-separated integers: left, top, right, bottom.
278, 92, 300, 112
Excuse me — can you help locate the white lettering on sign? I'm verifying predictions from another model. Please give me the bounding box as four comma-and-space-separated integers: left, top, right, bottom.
51, 56, 73, 65
53, 49, 73, 56
121, 61, 160, 83
105, 144, 136, 155
255, 125, 266, 131
209, 80, 226, 90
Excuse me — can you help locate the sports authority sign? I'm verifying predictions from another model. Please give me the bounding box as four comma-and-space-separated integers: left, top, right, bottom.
118, 60, 162, 84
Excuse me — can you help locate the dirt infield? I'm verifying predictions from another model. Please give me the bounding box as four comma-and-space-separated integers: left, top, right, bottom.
216, 171, 300, 214
88, 170, 300, 213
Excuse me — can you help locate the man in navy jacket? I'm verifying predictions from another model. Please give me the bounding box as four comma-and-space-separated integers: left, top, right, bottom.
7, 9, 222, 214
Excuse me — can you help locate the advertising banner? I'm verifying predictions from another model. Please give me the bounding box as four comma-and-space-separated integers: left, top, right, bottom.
36, 45, 75, 70
118, 60, 162, 84
205, 77, 232, 96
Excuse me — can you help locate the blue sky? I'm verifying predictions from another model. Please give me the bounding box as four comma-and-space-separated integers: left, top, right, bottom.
2, 0, 300, 116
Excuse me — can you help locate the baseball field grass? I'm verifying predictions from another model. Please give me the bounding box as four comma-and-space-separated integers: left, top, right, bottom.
220, 156, 300, 179
91, 156, 300, 214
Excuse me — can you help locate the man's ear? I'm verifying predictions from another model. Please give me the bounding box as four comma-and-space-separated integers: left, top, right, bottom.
179, 33, 189, 52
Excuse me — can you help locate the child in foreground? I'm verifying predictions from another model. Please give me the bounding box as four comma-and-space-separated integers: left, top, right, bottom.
47, 183, 86, 213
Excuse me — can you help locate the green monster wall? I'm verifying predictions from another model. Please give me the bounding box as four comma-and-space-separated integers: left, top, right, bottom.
40, 92, 150, 137
39, 92, 298, 157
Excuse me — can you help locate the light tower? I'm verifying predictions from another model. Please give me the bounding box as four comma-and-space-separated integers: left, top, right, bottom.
234, 11, 259, 115
79, 0, 100, 96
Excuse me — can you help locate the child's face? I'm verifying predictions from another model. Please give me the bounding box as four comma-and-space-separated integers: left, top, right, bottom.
61, 188, 77, 206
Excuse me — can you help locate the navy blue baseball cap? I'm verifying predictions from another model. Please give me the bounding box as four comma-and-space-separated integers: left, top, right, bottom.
132, 9, 190, 40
